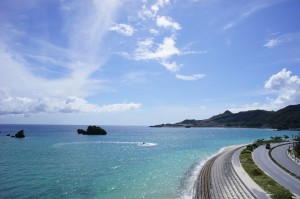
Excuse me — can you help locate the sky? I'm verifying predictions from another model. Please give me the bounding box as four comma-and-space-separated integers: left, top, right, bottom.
0, 0, 300, 125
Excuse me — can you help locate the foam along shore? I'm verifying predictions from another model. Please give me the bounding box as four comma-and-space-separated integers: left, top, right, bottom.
192, 145, 269, 199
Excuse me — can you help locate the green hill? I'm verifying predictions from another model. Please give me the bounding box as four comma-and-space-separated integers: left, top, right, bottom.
151, 104, 300, 130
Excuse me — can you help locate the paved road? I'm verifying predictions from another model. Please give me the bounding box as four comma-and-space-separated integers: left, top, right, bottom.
253, 144, 300, 197
271, 143, 300, 177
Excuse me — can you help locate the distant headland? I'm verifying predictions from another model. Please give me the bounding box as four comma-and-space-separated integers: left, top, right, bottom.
151, 104, 300, 130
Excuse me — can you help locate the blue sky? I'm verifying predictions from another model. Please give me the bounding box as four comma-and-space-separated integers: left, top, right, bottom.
0, 0, 299, 125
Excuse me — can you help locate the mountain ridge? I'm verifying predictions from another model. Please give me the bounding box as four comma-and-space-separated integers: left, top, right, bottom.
150, 104, 300, 130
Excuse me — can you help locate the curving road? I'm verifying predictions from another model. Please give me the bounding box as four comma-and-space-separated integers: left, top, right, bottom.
271, 143, 300, 177
252, 144, 300, 197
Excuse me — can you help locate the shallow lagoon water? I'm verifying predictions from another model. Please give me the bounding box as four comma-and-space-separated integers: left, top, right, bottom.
0, 125, 295, 199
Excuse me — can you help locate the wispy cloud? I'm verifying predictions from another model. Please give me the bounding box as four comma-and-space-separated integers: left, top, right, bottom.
122, 71, 149, 84
156, 15, 181, 31
151, 0, 170, 13
138, 0, 170, 20
110, 23, 135, 36
0, 0, 123, 97
149, 28, 159, 35
223, 1, 283, 31
161, 61, 181, 72
223, 22, 235, 31
263, 33, 297, 48
176, 74, 205, 81
264, 39, 280, 48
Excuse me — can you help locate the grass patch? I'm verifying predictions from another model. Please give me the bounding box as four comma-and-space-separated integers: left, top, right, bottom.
294, 137, 300, 159
240, 148, 293, 199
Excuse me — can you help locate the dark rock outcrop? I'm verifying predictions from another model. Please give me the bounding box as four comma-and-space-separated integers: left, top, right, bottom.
15, 130, 25, 138
77, 125, 107, 135
77, 129, 86, 134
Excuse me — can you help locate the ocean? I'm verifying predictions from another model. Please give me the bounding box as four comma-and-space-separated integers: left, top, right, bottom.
0, 125, 296, 199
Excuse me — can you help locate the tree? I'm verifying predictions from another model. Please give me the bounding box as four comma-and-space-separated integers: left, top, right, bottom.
283, 135, 289, 140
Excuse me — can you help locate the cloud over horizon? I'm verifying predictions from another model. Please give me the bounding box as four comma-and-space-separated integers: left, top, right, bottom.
230, 68, 300, 113
0, 89, 141, 115
265, 68, 300, 106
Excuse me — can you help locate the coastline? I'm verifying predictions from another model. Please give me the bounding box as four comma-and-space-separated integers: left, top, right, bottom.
191, 144, 246, 199
190, 145, 239, 199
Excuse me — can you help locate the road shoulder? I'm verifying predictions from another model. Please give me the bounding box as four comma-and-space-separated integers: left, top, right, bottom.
232, 146, 270, 199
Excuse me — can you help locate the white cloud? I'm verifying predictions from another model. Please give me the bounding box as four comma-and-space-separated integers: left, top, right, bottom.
263, 33, 297, 48
138, 0, 170, 19
150, 28, 159, 35
156, 15, 181, 31
128, 36, 206, 74
264, 39, 280, 48
134, 36, 180, 61
175, 74, 205, 81
0, 90, 141, 115
138, 38, 154, 48
138, 5, 155, 19
264, 68, 300, 106
229, 68, 300, 112
110, 23, 135, 36
129, 1, 205, 77
161, 61, 181, 72
151, 0, 170, 13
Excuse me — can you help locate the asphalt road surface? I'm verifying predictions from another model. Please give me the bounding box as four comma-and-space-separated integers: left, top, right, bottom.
252, 144, 300, 197
271, 143, 300, 177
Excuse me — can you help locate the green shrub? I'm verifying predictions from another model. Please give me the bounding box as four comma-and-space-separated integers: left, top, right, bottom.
240, 148, 293, 199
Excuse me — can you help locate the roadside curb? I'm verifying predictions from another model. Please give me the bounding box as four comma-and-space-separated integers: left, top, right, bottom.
268, 143, 300, 181
231, 146, 270, 199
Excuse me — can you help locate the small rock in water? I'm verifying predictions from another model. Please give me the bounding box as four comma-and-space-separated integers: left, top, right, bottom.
15, 130, 25, 138
77, 125, 107, 135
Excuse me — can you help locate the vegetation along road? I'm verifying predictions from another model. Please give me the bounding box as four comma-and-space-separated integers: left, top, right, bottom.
252, 143, 300, 197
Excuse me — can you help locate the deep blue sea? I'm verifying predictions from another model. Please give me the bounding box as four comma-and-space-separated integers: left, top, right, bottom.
0, 125, 296, 199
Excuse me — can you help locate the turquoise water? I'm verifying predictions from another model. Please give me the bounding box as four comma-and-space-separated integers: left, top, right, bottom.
0, 125, 296, 199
